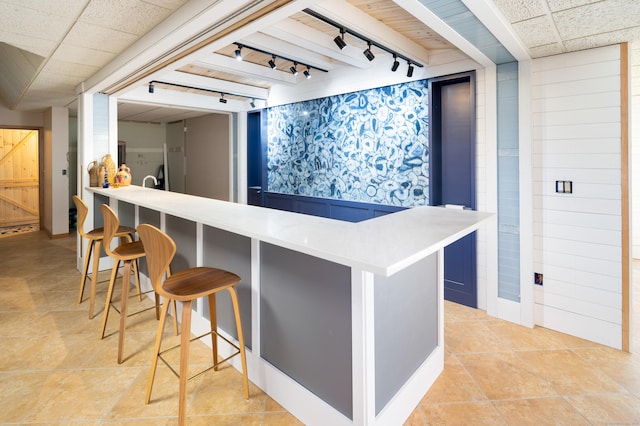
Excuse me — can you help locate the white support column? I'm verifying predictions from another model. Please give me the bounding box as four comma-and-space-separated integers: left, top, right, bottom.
250, 238, 261, 358
351, 268, 376, 425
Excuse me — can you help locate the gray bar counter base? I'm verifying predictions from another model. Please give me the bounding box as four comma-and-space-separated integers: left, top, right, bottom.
84, 186, 493, 425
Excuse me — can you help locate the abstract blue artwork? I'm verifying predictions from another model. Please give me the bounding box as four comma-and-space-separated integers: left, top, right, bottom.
267, 80, 429, 207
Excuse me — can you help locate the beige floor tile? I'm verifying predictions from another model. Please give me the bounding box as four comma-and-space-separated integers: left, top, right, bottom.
0, 370, 72, 423
417, 402, 507, 425
573, 346, 640, 396
421, 354, 486, 403
28, 367, 142, 423
485, 321, 568, 351
566, 393, 640, 425
445, 320, 511, 354
443, 300, 489, 322
263, 412, 305, 425
457, 352, 557, 399
517, 349, 623, 394
189, 364, 266, 416
493, 397, 590, 425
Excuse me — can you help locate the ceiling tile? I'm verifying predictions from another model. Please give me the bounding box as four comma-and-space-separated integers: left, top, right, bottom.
0, 2, 74, 43
42, 59, 100, 79
78, 0, 179, 36
528, 42, 565, 57
490, 0, 547, 23
64, 21, 138, 54
553, 0, 640, 40
546, 0, 601, 12
0, 30, 57, 56
0, 0, 89, 18
512, 15, 559, 48
563, 27, 640, 51
53, 44, 116, 67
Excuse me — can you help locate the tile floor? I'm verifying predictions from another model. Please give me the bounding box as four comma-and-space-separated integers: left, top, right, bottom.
1, 230, 640, 425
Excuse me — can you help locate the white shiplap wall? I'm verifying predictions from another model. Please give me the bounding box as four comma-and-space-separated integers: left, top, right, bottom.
532, 45, 623, 349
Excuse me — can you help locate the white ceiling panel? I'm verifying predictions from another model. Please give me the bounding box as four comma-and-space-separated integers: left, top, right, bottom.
64, 21, 139, 53
53, 44, 117, 68
546, 0, 601, 12
553, 1, 640, 40
490, 0, 546, 22
512, 15, 559, 48
79, 0, 183, 36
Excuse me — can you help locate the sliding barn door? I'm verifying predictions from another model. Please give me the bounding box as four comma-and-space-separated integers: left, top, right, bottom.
0, 129, 39, 227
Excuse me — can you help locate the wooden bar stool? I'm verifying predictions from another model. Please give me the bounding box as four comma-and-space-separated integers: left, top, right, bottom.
136, 223, 249, 426
73, 195, 135, 319
99, 204, 157, 364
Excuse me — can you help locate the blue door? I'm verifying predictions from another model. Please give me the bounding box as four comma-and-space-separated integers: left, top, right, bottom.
429, 73, 477, 308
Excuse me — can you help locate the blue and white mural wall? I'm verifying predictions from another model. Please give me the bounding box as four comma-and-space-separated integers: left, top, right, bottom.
266, 80, 430, 207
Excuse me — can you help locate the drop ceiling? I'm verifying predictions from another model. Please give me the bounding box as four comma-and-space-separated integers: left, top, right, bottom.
0, 0, 638, 123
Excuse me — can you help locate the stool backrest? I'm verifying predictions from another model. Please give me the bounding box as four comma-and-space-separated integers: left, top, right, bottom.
136, 224, 176, 297
72, 195, 90, 239
100, 204, 120, 258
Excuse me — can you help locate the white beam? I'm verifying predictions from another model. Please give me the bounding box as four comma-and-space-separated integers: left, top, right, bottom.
260, 19, 371, 69
312, 0, 431, 65
461, 0, 531, 61
158, 71, 270, 99
193, 53, 299, 85
392, 0, 495, 68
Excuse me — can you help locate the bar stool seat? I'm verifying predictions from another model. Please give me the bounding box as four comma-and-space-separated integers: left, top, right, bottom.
136, 223, 249, 426
73, 195, 135, 319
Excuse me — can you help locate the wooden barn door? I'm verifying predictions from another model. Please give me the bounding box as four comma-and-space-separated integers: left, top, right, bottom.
0, 129, 39, 227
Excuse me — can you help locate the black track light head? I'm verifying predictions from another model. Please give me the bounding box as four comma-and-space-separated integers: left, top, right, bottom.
363, 41, 375, 61
304, 66, 311, 79
290, 62, 298, 75
269, 55, 276, 69
407, 61, 414, 78
391, 54, 399, 72
235, 44, 243, 61
250, 98, 256, 108
148, 82, 154, 93
219, 93, 227, 104
334, 28, 347, 50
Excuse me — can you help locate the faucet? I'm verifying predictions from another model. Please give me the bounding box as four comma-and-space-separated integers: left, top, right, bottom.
142, 175, 158, 188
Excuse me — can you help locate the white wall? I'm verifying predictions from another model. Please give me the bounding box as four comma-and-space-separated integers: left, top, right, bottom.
117, 121, 166, 186
532, 45, 623, 348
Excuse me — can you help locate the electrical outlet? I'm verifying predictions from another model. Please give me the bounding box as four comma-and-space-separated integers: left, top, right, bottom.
534, 272, 543, 286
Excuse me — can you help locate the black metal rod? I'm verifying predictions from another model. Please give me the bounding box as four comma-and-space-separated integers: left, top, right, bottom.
148, 80, 267, 101
236, 43, 329, 73
303, 8, 424, 68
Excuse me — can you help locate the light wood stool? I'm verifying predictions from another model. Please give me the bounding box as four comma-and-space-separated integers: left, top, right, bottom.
73, 195, 135, 319
137, 223, 249, 426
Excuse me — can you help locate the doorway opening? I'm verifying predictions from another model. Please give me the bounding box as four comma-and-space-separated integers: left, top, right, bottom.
0, 128, 40, 237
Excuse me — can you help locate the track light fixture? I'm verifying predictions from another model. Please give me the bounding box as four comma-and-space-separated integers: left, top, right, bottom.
391, 54, 399, 72
235, 44, 243, 61
304, 66, 311, 79
363, 41, 375, 61
334, 28, 347, 50
147, 81, 266, 109
232, 42, 328, 77
148, 82, 154, 93
303, 9, 424, 72
407, 61, 414, 78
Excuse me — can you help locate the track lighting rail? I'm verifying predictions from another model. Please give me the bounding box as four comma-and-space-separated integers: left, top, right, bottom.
148, 80, 265, 106
303, 8, 424, 69
233, 43, 329, 74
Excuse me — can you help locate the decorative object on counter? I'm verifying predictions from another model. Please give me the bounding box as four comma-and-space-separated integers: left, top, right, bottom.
116, 164, 132, 186
100, 153, 116, 186
87, 161, 99, 187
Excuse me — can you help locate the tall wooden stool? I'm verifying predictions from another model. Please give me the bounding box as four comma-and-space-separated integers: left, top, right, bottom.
99, 204, 155, 364
137, 224, 249, 426
73, 195, 135, 319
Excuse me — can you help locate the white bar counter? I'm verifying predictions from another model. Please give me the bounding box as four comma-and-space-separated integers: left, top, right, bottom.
86, 185, 493, 425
